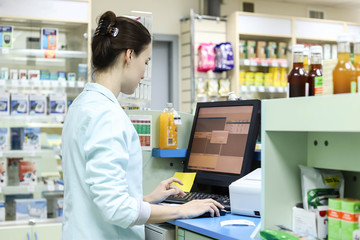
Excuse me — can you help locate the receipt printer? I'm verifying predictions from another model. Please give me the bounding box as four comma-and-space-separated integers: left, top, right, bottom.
229, 168, 262, 217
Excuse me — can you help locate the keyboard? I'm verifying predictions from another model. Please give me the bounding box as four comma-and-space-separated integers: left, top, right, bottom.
163, 192, 231, 211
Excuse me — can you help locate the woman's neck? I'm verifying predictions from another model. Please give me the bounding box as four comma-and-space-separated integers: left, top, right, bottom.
93, 70, 122, 97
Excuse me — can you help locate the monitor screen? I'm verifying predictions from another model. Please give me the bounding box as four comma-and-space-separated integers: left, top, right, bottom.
184, 100, 260, 188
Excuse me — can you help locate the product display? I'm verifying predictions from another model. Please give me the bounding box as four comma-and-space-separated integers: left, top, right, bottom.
197, 43, 215, 72
308, 46, 323, 96
333, 34, 356, 94
0, 25, 13, 48
288, 44, 308, 97
160, 103, 178, 149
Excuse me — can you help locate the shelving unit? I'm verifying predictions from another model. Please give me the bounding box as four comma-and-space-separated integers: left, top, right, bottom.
226, 11, 360, 100
261, 94, 360, 230
180, 9, 228, 113
0, 0, 90, 238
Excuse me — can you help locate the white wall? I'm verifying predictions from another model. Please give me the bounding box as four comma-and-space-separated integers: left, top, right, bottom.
91, 0, 200, 34
92, 0, 360, 35
221, 0, 360, 23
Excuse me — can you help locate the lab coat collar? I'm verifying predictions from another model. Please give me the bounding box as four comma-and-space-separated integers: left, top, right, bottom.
84, 83, 118, 103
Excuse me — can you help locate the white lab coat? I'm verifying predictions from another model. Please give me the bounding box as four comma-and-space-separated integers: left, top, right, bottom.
61, 83, 145, 239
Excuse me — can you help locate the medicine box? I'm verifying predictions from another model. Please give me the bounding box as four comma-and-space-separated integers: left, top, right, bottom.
15, 198, 47, 220
278, 42, 287, 59
28, 70, 40, 81
256, 41, 267, 59
247, 41, 256, 59
11, 93, 29, 115
1, 67, 8, 80
49, 93, 67, 115
19, 159, 37, 186
29, 94, 46, 116
0, 25, 13, 48
0, 128, 8, 151
23, 128, 40, 151
41, 28, 58, 50
0, 201, 4, 221
0, 159, 6, 187
0, 92, 10, 115
78, 64, 88, 81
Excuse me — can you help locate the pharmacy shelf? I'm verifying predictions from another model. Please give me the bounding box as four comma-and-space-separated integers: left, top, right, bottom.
0, 115, 64, 128
0, 185, 64, 195
239, 85, 287, 93
0, 149, 61, 158
0, 218, 62, 227
240, 58, 288, 68
0, 48, 87, 59
0, 79, 85, 89
152, 148, 187, 158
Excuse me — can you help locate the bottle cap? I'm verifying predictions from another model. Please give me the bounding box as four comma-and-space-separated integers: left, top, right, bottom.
310, 45, 323, 55
292, 44, 304, 53
166, 103, 173, 108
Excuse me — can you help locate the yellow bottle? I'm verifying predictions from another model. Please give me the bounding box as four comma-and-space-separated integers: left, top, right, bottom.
160, 103, 177, 149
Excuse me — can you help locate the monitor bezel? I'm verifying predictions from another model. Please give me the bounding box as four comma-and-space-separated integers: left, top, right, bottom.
183, 100, 261, 188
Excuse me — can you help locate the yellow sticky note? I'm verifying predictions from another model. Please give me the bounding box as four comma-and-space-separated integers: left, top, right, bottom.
172, 172, 197, 193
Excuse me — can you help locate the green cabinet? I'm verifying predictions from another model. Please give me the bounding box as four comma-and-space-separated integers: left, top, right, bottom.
262, 94, 360, 230
177, 227, 214, 240
0, 223, 61, 240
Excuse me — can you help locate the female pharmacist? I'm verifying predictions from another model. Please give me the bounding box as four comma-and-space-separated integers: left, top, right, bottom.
61, 11, 223, 240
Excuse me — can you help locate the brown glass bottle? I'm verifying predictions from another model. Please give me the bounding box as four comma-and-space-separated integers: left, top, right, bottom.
288, 45, 308, 97
308, 46, 323, 96
333, 35, 356, 94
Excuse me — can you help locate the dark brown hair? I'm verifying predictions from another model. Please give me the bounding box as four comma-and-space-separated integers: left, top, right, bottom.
91, 11, 151, 72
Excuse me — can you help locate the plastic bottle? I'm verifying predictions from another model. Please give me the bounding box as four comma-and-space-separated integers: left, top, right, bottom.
288, 44, 308, 97
160, 103, 177, 149
353, 35, 360, 89
303, 47, 310, 73
333, 34, 356, 94
308, 46, 323, 96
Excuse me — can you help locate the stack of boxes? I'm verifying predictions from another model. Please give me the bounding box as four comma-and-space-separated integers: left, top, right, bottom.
328, 198, 360, 240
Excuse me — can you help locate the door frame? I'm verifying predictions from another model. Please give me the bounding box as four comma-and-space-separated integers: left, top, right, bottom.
153, 34, 179, 110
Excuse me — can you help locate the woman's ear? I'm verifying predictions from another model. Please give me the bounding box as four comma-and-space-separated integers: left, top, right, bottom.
125, 49, 134, 64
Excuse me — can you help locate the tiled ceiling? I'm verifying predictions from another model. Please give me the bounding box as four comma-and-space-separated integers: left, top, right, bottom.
268, 0, 360, 8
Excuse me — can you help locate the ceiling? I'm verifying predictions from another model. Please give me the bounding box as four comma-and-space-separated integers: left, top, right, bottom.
266, 0, 360, 8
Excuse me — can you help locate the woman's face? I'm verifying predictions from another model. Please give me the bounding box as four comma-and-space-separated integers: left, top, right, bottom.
121, 43, 152, 95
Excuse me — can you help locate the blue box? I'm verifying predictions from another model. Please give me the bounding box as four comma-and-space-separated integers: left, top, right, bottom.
0, 25, 13, 48
15, 198, 47, 220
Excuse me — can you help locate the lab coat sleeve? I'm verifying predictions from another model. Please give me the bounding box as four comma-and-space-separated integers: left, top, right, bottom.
83, 110, 138, 228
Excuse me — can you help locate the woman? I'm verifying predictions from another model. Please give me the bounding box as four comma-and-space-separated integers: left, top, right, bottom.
61, 11, 223, 240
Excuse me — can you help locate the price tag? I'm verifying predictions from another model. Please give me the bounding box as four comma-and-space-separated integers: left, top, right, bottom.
20, 80, 29, 87
0, 79, 5, 86
47, 184, 55, 191
44, 50, 56, 59
2, 48, 9, 54
258, 86, 265, 92
51, 81, 60, 87
27, 186, 35, 192
58, 185, 64, 191
243, 59, 250, 66
77, 81, 85, 88
42, 81, 51, 87
33, 81, 41, 87
11, 79, 19, 87
68, 81, 75, 88
249, 86, 256, 92
60, 81, 67, 87
260, 60, 268, 67
268, 86, 276, 93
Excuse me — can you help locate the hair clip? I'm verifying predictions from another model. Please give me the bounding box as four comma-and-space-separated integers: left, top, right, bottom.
107, 25, 119, 38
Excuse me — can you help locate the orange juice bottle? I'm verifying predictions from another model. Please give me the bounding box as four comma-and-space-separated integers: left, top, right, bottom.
160, 103, 177, 149
333, 35, 356, 94
353, 36, 360, 89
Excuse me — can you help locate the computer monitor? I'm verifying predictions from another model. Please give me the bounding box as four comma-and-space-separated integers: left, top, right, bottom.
184, 100, 261, 192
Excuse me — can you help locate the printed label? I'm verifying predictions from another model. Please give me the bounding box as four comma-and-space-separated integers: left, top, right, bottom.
351, 81, 357, 93
314, 76, 323, 96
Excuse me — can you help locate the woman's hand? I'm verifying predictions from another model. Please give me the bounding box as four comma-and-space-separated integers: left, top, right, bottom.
144, 177, 186, 204
179, 199, 224, 218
